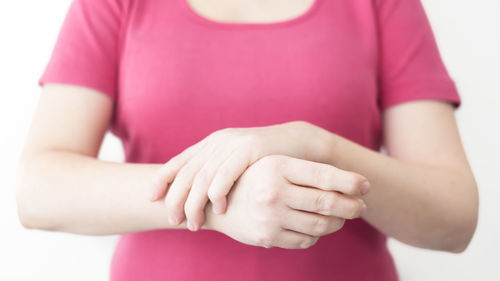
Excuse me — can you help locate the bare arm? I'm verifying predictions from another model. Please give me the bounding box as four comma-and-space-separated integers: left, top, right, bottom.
16, 84, 187, 235
16, 84, 364, 247
145, 99, 477, 253
317, 101, 478, 253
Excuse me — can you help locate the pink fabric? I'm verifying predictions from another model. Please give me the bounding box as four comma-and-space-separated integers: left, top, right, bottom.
39, 0, 461, 280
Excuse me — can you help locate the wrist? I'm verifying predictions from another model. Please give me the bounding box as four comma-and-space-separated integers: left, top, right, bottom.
292, 121, 339, 165
321, 128, 341, 167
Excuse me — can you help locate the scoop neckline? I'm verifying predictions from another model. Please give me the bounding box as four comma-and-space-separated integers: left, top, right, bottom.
179, 0, 322, 29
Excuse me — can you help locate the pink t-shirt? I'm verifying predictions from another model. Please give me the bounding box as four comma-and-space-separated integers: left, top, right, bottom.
39, 0, 461, 280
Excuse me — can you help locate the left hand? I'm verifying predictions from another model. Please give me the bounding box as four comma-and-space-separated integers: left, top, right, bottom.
204, 154, 369, 249
149, 121, 325, 231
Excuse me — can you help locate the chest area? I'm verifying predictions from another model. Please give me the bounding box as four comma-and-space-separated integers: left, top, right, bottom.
115, 0, 380, 145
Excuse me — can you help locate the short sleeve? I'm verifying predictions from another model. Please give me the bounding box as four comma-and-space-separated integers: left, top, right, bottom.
38, 0, 123, 100
375, 0, 461, 110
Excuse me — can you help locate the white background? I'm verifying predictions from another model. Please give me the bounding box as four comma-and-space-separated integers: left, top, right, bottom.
1, 0, 499, 280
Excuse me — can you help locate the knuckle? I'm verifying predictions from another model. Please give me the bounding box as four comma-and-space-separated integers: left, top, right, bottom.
169, 155, 185, 168
347, 173, 364, 194
161, 157, 176, 170
313, 165, 331, 185
208, 130, 224, 141
206, 132, 216, 142
164, 195, 178, 209
256, 232, 275, 248
256, 188, 280, 205
149, 175, 162, 192
262, 241, 273, 248
316, 192, 337, 212
255, 212, 272, 225
260, 155, 286, 171
241, 134, 257, 144
300, 237, 316, 249
217, 128, 234, 138
257, 208, 279, 227
313, 217, 329, 236
251, 180, 268, 194
166, 203, 183, 219
311, 237, 320, 246
183, 201, 199, 218
333, 218, 346, 232
348, 200, 364, 219
223, 127, 235, 134
346, 209, 358, 220
216, 167, 232, 181
190, 175, 210, 193
193, 171, 211, 187
167, 199, 183, 212
212, 129, 223, 136
207, 188, 222, 202
175, 167, 192, 181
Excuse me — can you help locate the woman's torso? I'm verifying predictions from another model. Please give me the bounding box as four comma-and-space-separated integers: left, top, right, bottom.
110, 0, 397, 280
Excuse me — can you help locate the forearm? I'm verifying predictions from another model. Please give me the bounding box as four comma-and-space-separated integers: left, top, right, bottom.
16, 150, 213, 235
313, 129, 478, 252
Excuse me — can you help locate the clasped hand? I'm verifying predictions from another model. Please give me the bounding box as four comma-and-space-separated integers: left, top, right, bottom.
149, 121, 370, 249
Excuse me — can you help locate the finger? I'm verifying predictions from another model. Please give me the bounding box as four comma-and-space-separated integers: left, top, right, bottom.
207, 149, 252, 214
283, 184, 367, 219
149, 139, 206, 201
164, 155, 207, 225
281, 157, 370, 196
271, 230, 319, 249
281, 209, 345, 237
184, 151, 227, 231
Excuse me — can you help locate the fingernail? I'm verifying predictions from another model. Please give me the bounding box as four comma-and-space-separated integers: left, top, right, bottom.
360, 180, 370, 195
169, 216, 181, 226
148, 182, 159, 201
187, 221, 198, 231
149, 189, 159, 201
213, 204, 223, 214
360, 203, 368, 216
149, 193, 156, 201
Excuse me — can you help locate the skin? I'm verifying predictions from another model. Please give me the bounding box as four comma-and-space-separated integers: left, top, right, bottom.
16, 83, 478, 253
152, 2, 479, 251
205, 154, 367, 249
186, 0, 316, 24
14, 0, 481, 246
149, 121, 365, 230
151, 102, 479, 253
16, 84, 367, 249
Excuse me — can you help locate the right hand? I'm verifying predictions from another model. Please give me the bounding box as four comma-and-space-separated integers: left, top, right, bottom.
205, 155, 370, 249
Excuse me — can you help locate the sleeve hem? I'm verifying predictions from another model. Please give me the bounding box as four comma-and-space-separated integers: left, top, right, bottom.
38, 66, 117, 101
380, 80, 461, 111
